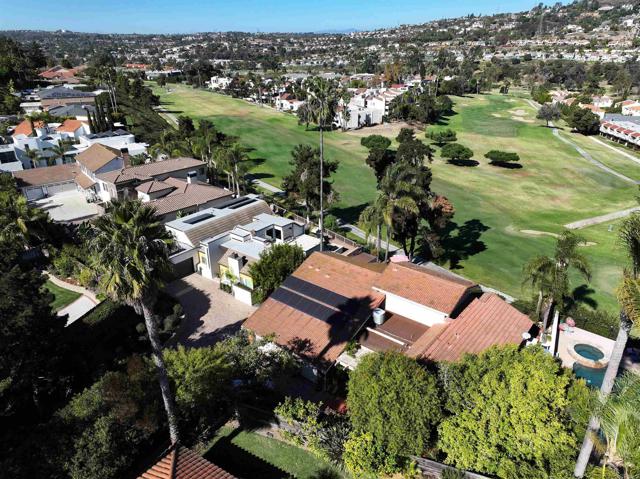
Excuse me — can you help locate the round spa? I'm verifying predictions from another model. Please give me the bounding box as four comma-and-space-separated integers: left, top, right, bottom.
569, 342, 608, 388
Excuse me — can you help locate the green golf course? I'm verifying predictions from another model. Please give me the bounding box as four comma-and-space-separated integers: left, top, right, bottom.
151, 84, 640, 311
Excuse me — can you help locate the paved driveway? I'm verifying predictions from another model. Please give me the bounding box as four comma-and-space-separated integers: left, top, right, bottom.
59, 295, 99, 325
165, 273, 257, 347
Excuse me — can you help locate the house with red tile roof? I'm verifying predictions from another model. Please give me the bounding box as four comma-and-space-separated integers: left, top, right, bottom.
137, 444, 236, 479
243, 253, 535, 380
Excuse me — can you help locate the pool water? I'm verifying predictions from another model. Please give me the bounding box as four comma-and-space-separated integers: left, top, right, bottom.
574, 344, 605, 362
573, 363, 605, 388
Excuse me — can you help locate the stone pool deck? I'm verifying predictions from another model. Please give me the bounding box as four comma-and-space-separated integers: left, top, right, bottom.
557, 327, 615, 369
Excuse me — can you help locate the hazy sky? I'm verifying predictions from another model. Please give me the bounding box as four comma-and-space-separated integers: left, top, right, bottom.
0, 0, 567, 34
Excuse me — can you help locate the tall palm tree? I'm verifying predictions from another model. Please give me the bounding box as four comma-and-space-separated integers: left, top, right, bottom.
150, 130, 177, 160
50, 139, 73, 165
306, 78, 340, 251
575, 215, 640, 477
377, 163, 422, 261
89, 200, 180, 444
523, 230, 591, 328
0, 191, 49, 247
216, 143, 249, 196
359, 202, 384, 262
590, 373, 640, 479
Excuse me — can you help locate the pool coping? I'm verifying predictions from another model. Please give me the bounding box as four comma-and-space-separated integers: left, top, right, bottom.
568, 340, 609, 369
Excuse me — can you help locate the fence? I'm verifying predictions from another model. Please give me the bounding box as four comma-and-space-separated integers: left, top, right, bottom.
411, 457, 491, 479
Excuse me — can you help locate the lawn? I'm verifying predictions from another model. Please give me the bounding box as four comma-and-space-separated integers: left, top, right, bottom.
204, 426, 346, 479
151, 84, 638, 312
43, 280, 81, 311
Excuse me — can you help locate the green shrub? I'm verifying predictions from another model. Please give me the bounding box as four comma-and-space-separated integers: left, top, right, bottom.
343, 432, 397, 477
441, 468, 466, 479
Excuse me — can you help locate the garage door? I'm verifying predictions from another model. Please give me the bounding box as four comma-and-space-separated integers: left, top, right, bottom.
172, 258, 195, 279
25, 187, 45, 201
46, 182, 76, 196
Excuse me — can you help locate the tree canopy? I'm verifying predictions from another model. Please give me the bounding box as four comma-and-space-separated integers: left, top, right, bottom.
347, 352, 442, 472
438, 345, 590, 479
428, 128, 457, 145
360, 134, 392, 151
249, 243, 305, 303
441, 143, 474, 163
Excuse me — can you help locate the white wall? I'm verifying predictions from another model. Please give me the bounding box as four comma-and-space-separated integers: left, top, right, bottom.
381, 291, 448, 326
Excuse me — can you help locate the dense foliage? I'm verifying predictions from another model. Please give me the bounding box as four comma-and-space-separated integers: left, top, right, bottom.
438, 345, 591, 479
346, 352, 441, 474
249, 243, 305, 303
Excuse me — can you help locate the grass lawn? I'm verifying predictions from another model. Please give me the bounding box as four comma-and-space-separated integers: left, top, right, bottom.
43, 280, 81, 311
204, 426, 346, 479
151, 84, 638, 312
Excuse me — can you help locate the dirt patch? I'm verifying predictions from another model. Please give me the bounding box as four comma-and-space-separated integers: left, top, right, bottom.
491, 113, 503, 118
512, 116, 534, 123
519, 229, 596, 246
345, 121, 420, 138
510, 109, 527, 116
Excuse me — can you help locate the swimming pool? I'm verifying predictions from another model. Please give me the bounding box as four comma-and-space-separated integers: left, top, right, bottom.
573, 363, 605, 388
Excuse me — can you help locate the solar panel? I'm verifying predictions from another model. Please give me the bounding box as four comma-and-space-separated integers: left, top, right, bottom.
281, 276, 359, 315
271, 287, 346, 324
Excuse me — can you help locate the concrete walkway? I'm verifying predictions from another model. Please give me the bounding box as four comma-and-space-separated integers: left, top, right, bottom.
564, 206, 640, 230
552, 126, 639, 185
154, 105, 179, 126
45, 272, 101, 325
589, 136, 640, 166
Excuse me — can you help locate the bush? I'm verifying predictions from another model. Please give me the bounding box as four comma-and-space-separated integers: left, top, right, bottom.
51, 245, 82, 278
249, 243, 305, 303
441, 468, 466, 479
484, 150, 520, 165
360, 134, 391, 151
347, 352, 442, 470
567, 107, 601, 135
568, 305, 618, 340
343, 432, 398, 477
428, 128, 457, 145
441, 143, 474, 163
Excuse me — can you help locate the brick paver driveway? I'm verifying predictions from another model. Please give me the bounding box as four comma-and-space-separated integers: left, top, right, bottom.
165, 273, 257, 347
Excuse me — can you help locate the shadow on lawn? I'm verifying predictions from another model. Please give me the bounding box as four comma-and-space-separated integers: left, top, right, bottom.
330, 202, 370, 225
447, 159, 480, 167
204, 428, 290, 479
438, 219, 490, 269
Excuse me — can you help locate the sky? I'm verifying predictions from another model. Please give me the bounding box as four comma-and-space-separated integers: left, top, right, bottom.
0, 0, 566, 34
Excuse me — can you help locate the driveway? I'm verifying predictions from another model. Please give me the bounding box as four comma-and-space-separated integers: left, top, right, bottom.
165, 273, 257, 347
60, 295, 98, 326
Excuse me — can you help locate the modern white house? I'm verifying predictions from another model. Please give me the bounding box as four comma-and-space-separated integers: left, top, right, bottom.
164, 196, 321, 304
209, 76, 233, 90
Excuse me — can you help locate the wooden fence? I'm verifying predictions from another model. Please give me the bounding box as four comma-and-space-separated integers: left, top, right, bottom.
411, 457, 492, 479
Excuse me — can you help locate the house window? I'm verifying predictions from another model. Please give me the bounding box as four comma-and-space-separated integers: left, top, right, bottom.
274, 228, 283, 241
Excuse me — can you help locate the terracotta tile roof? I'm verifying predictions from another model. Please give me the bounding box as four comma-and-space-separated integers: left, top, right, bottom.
75, 143, 121, 172
13, 163, 77, 187
420, 293, 533, 362
12, 119, 44, 137
97, 157, 205, 185
374, 262, 477, 315
56, 119, 85, 133
244, 252, 385, 369
138, 444, 236, 479
148, 178, 233, 216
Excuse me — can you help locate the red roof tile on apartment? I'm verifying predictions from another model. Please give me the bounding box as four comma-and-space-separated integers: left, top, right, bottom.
420, 293, 533, 362
374, 262, 477, 315
138, 444, 236, 479
12, 119, 44, 137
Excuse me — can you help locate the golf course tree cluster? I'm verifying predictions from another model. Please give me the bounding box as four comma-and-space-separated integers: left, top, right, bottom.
440, 142, 476, 166
341, 346, 591, 479
566, 106, 601, 135
484, 150, 521, 168
359, 128, 455, 262
536, 103, 561, 127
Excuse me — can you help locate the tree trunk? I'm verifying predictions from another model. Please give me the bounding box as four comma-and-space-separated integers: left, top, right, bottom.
535, 290, 543, 319
319, 126, 324, 252
376, 223, 381, 262
141, 298, 180, 444
574, 313, 630, 477
234, 163, 241, 196
384, 225, 391, 262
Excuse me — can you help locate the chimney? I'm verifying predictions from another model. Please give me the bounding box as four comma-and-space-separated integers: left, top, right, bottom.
186, 170, 197, 184
120, 147, 130, 167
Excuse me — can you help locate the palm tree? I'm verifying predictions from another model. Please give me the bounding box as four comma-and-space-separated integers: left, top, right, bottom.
359, 202, 384, 262
50, 139, 73, 165
575, 215, 640, 477
150, 130, 177, 160
306, 78, 340, 252
216, 143, 249, 196
24, 148, 42, 169
377, 163, 422, 261
0, 191, 49, 247
589, 373, 640, 479
523, 230, 591, 329
89, 200, 180, 444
